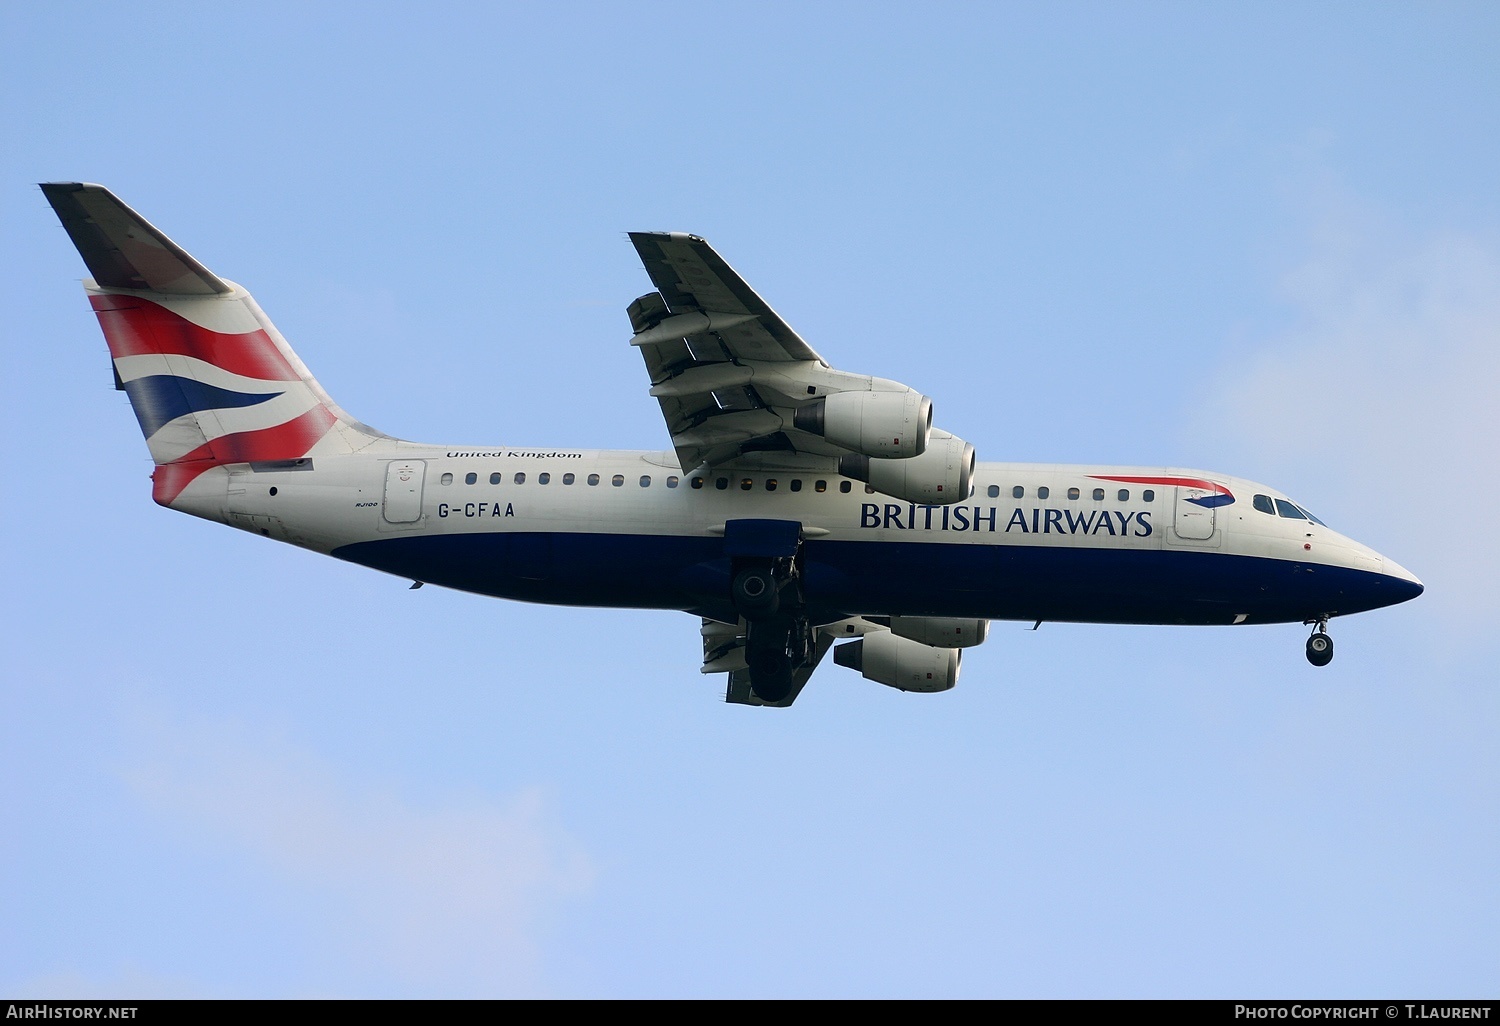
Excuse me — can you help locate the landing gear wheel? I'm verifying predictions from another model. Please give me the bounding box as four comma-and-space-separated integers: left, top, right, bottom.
747, 647, 794, 703
745, 615, 804, 703
1306, 631, 1333, 667
732, 566, 780, 620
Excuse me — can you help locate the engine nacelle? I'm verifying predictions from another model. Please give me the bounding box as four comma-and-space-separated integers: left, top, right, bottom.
838, 431, 975, 505
833, 631, 960, 693
794, 388, 932, 459
889, 616, 989, 648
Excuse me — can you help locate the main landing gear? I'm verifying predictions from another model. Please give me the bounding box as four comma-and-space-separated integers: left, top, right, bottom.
1305, 617, 1334, 667
733, 558, 809, 704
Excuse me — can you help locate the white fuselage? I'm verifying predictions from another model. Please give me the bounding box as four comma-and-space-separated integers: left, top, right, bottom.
175, 444, 1421, 629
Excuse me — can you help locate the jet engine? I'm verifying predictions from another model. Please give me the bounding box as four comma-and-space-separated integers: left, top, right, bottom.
837, 431, 975, 505
794, 389, 932, 459
889, 616, 989, 648
832, 630, 960, 693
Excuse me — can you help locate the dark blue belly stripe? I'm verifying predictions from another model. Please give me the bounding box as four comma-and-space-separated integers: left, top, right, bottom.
331, 532, 1421, 626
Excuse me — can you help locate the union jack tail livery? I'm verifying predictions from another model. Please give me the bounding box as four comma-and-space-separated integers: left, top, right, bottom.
42, 183, 385, 509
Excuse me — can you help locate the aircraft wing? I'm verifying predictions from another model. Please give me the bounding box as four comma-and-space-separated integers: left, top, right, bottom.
701, 616, 838, 708
629, 232, 932, 473
630, 232, 824, 365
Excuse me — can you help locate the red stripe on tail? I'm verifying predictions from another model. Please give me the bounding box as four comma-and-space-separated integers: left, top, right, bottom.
150, 406, 338, 505
90, 295, 299, 381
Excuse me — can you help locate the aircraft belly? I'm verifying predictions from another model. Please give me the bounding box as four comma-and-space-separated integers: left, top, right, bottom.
331, 531, 722, 610
329, 532, 1408, 625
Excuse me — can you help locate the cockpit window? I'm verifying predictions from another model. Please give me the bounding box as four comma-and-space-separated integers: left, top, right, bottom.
1274, 498, 1308, 520
1253, 494, 1275, 515
1294, 504, 1327, 527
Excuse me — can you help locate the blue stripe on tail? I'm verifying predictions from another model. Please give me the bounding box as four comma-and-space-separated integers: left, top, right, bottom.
121, 374, 284, 439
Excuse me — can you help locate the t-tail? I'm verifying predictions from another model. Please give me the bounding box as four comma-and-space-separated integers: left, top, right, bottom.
42, 183, 388, 515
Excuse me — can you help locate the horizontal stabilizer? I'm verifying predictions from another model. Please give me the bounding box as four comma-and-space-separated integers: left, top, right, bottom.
40, 182, 230, 295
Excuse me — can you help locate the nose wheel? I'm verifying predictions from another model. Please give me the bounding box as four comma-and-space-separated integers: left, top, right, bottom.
1305, 618, 1334, 667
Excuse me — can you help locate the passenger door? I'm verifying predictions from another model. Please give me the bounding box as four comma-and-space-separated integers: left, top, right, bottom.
1172, 484, 1219, 543
383, 460, 426, 524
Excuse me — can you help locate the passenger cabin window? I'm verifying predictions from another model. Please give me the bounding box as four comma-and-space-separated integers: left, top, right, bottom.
640, 475, 651, 487
1012, 485, 1024, 499
1253, 494, 1275, 515
490, 472, 502, 485
1142, 489, 1154, 502
865, 484, 876, 493
588, 473, 600, 486
563, 472, 575, 485
667, 476, 679, 488
815, 480, 827, 493
766, 479, 777, 491
1092, 488, 1105, 501
840, 482, 852, 493
740, 478, 753, 491
514, 472, 525, 485
691, 477, 704, 489
790, 480, 803, 493
1037, 486, 1049, 500
612, 474, 625, 487
987, 485, 999, 498
1067, 487, 1080, 500
1274, 498, 1308, 520
1117, 489, 1129, 501
716, 477, 729, 490
465, 472, 477, 485
538, 473, 550, 485
440, 473, 453, 485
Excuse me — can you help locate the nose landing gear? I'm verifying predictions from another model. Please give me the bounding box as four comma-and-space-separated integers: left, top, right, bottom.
1305, 617, 1334, 666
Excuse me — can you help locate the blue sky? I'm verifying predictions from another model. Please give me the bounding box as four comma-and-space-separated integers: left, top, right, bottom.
3, 1, 1497, 998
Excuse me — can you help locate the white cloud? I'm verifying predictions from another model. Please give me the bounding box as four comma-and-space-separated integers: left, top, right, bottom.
1200, 193, 1500, 640
122, 713, 591, 996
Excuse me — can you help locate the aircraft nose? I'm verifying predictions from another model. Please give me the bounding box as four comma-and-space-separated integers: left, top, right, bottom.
1377, 555, 1425, 606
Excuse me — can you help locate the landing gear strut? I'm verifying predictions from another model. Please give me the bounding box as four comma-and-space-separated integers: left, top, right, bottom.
722, 520, 813, 703
1305, 617, 1334, 667
731, 548, 808, 703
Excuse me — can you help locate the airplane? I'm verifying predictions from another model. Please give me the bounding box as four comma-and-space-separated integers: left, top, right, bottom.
41, 182, 1425, 707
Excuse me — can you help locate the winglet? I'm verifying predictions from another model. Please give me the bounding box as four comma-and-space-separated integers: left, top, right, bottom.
40, 182, 231, 295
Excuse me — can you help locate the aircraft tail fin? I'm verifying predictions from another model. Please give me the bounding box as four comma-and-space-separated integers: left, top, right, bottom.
42, 183, 388, 506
